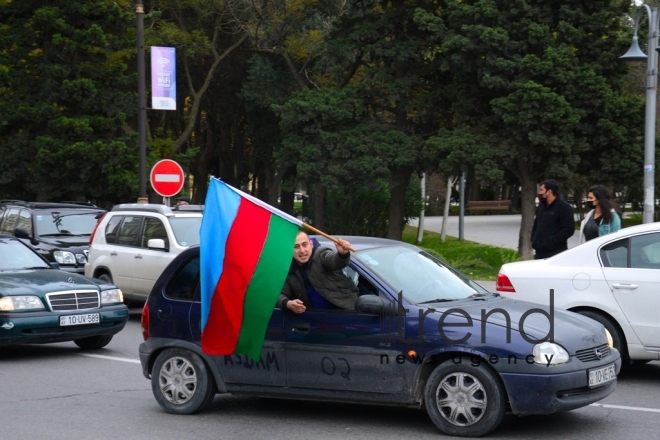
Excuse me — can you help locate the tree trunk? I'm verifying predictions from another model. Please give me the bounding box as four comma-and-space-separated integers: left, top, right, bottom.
312, 181, 326, 232
387, 168, 413, 240
518, 175, 536, 259
266, 164, 283, 206
441, 176, 457, 243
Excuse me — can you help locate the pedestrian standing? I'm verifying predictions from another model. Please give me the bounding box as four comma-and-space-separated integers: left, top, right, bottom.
531, 179, 575, 259
579, 185, 621, 243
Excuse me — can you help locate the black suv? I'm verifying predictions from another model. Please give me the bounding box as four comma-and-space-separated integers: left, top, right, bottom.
0, 200, 105, 274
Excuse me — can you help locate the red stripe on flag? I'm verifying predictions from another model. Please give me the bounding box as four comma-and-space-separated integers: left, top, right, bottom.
202, 199, 271, 355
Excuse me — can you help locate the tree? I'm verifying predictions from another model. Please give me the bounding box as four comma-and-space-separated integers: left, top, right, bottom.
417, 0, 644, 258
0, 0, 138, 205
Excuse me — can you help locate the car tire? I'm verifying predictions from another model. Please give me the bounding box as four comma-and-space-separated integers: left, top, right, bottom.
424, 357, 506, 437
151, 348, 216, 415
576, 311, 627, 359
97, 272, 112, 283
74, 335, 113, 350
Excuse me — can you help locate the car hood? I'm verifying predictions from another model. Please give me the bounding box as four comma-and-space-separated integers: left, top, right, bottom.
429, 297, 607, 354
37, 235, 90, 248
0, 270, 102, 297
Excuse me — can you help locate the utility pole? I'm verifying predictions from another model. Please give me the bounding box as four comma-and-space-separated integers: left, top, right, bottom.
136, 1, 147, 203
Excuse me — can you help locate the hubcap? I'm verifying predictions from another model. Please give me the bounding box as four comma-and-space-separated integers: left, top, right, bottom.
159, 356, 197, 405
436, 372, 487, 426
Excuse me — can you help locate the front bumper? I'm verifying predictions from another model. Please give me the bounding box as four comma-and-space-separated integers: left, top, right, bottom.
59, 265, 86, 274
0, 304, 129, 345
501, 356, 622, 415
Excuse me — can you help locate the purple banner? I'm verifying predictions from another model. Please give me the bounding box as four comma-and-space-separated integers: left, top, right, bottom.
150, 46, 176, 110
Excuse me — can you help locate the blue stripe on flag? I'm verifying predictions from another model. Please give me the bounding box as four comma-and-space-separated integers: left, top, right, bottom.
200, 178, 241, 331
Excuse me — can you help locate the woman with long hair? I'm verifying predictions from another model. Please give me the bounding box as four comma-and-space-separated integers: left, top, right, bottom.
579, 185, 621, 243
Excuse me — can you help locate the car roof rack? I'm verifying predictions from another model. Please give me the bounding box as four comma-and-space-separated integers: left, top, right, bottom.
171, 204, 204, 212
111, 204, 174, 215
0, 200, 29, 207
59, 201, 99, 207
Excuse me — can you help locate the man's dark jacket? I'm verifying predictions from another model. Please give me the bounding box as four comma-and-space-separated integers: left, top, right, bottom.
531, 197, 575, 259
277, 241, 358, 311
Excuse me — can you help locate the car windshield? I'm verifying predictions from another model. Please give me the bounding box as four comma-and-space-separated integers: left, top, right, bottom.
168, 217, 202, 246
354, 245, 488, 304
0, 240, 51, 270
36, 211, 102, 236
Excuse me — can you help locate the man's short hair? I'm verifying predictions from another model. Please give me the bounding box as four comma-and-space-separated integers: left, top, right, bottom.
177, 196, 191, 203
540, 179, 560, 196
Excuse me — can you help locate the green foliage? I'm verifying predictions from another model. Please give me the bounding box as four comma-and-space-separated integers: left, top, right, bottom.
0, 0, 137, 203
402, 226, 521, 280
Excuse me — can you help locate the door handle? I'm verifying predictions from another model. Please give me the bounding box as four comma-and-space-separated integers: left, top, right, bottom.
110, 251, 117, 256
291, 323, 310, 333
612, 283, 638, 290
135, 254, 142, 259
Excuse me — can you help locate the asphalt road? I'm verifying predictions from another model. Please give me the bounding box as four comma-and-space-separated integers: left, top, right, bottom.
1, 312, 659, 440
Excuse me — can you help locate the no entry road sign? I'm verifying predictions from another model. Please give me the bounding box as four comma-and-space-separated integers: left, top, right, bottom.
150, 159, 185, 197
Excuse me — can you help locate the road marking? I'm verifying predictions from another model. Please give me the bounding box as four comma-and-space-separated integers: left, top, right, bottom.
154, 173, 180, 182
80, 354, 140, 364
590, 403, 660, 413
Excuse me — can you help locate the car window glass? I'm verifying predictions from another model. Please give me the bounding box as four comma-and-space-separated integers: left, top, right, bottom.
165, 255, 199, 301
141, 217, 169, 248
168, 217, 202, 246
2, 208, 20, 234
0, 239, 50, 270
16, 209, 32, 235
630, 233, 660, 269
117, 216, 142, 247
35, 210, 101, 236
600, 238, 628, 268
104, 215, 123, 244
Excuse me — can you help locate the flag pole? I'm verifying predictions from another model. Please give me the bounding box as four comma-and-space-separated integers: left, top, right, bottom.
302, 223, 356, 252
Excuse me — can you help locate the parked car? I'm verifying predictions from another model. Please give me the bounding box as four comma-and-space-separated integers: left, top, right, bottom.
139, 237, 620, 437
0, 235, 129, 349
85, 203, 203, 304
496, 222, 660, 363
0, 200, 106, 273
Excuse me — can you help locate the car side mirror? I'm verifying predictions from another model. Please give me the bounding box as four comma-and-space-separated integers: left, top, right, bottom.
14, 228, 30, 239
148, 238, 167, 251
355, 295, 396, 315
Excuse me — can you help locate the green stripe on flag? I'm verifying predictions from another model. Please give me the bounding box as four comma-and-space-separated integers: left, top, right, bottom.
235, 214, 300, 359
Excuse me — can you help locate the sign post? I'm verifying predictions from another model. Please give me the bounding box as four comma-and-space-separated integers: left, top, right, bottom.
150, 159, 185, 205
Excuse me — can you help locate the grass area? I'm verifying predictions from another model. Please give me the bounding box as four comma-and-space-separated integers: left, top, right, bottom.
402, 225, 521, 281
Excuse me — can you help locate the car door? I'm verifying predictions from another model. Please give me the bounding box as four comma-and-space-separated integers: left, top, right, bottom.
189, 286, 287, 387
111, 215, 144, 294
284, 264, 406, 394
132, 216, 175, 295
601, 232, 660, 349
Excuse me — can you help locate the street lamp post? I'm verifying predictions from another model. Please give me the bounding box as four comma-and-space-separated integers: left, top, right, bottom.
621, 3, 657, 223
136, 1, 148, 203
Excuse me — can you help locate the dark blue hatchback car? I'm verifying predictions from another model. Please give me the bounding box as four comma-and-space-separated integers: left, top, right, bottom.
139, 237, 621, 437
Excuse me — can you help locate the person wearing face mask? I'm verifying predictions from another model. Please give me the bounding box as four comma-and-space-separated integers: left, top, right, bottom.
579, 185, 621, 243
530, 179, 575, 259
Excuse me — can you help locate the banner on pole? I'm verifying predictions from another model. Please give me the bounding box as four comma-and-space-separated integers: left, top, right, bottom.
151, 46, 176, 110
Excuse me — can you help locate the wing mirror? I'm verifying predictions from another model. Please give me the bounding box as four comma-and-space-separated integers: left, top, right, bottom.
355, 295, 398, 315
147, 238, 168, 251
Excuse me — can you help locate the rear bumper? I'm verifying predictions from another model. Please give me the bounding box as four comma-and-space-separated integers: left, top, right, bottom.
0, 305, 129, 345
501, 356, 622, 415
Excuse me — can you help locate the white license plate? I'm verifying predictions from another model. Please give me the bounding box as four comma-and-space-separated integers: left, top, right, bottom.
59, 313, 100, 326
588, 364, 616, 387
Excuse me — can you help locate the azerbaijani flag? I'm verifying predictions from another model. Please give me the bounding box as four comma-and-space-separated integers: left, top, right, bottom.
200, 177, 302, 360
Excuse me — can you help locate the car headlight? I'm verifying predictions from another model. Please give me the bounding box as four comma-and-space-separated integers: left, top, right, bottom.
101, 289, 123, 305
532, 342, 570, 366
75, 253, 87, 264
0, 296, 45, 311
54, 251, 76, 264
605, 329, 614, 349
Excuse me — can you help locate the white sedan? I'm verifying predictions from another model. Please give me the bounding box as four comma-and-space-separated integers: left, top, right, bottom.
496, 222, 660, 363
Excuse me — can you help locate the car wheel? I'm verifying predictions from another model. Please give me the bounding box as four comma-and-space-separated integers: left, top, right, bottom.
424, 357, 506, 437
576, 311, 627, 359
151, 348, 215, 414
97, 272, 112, 283
74, 335, 113, 350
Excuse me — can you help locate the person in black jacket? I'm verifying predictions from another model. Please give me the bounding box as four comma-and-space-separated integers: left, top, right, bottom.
531, 179, 575, 259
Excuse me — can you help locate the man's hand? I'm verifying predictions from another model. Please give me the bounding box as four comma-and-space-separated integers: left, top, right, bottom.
287, 299, 306, 314
335, 238, 351, 255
